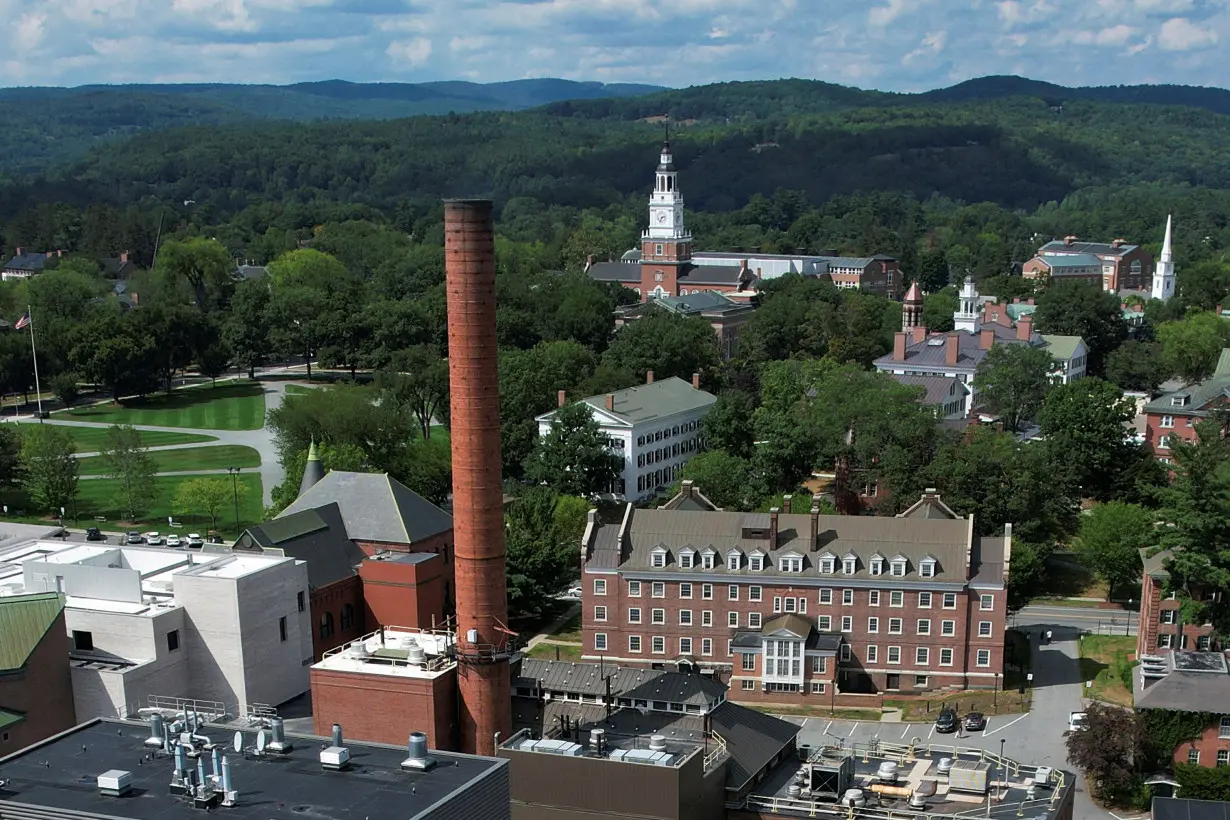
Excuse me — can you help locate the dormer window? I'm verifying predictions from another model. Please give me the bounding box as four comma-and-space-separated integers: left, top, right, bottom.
869, 557, 884, 576
842, 554, 857, 575
651, 547, 668, 569
890, 556, 908, 577
1171, 394, 1190, 407
749, 553, 765, 572
919, 557, 937, 578
679, 549, 694, 570
701, 550, 716, 570
778, 553, 803, 573
727, 552, 741, 572
817, 553, 835, 574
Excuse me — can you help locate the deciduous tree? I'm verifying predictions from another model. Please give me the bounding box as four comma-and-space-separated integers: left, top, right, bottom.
524, 401, 621, 497
1074, 502, 1153, 601
378, 346, 449, 441
1106, 340, 1169, 393
174, 478, 232, 533
101, 425, 158, 523
1157, 311, 1230, 384
675, 450, 756, 510
973, 343, 1054, 432
20, 424, 78, 515
1033, 280, 1127, 376
1039, 378, 1138, 500
1066, 702, 1145, 805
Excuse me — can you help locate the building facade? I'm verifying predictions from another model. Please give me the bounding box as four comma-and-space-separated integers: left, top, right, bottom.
536, 374, 717, 502
614, 290, 756, 360
1140, 350, 1230, 462
1021, 232, 1156, 293
1134, 651, 1230, 769
1137, 550, 1219, 657
0, 593, 76, 756
578, 490, 1010, 704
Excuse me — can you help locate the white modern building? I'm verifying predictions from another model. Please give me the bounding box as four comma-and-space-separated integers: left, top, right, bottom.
535, 374, 717, 502
0, 541, 312, 722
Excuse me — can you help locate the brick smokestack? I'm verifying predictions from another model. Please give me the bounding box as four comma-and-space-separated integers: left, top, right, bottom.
443, 200, 511, 757
1016, 314, 1033, 342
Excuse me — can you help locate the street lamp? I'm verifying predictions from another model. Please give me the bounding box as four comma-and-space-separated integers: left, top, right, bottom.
999, 738, 1006, 799
227, 467, 241, 537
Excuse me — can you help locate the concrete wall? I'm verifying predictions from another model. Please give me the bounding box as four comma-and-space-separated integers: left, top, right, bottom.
0, 610, 76, 756
234, 559, 312, 709
67, 606, 190, 719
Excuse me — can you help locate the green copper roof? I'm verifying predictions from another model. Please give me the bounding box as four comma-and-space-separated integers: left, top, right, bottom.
1041, 334, 1083, 361
0, 710, 26, 730
0, 592, 64, 671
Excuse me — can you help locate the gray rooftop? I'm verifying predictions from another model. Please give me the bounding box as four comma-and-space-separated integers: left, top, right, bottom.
890, 374, 970, 407
1038, 239, 1138, 257
240, 502, 365, 590
1135, 652, 1230, 711
1143, 369, 1230, 417
874, 325, 1047, 373
656, 290, 753, 316
586, 260, 758, 288
516, 658, 726, 709
1153, 797, 1230, 820
541, 376, 716, 427
279, 471, 452, 545
1, 252, 48, 272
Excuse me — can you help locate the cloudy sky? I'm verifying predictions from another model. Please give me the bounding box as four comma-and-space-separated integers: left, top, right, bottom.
1, 0, 1227, 91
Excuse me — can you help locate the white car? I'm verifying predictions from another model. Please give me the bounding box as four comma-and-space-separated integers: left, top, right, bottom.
186, 533, 204, 548
145, 532, 164, 546
566, 586, 583, 599
165, 535, 181, 548
1068, 711, 1088, 732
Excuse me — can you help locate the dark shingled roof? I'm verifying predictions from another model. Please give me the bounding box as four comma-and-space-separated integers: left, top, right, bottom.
586, 260, 758, 289
2, 252, 48, 273
1135, 652, 1230, 711
241, 503, 364, 590
1038, 240, 1137, 257
280, 471, 452, 545
890, 374, 969, 408
874, 325, 1046, 373
709, 701, 799, 792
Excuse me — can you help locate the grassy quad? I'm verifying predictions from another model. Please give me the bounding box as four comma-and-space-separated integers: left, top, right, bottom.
12, 423, 217, 453
1078, 634, 1137, 706
76, 445, 262, 477
61, 382, 266, 431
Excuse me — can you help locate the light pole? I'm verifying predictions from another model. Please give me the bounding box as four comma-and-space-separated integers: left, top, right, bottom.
227, 467, 241, 538
999, 738, 1006, 799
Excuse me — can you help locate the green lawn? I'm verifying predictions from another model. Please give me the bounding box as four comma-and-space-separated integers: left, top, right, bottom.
1079, 635, 1136, 706
61, 383, 266, 431
74, 473, 265, 531
13, 423, 217, 453
528, 643, 583, 661
77, 445, 262, 477
284, 384, 316, 395
549, 611, 583, 643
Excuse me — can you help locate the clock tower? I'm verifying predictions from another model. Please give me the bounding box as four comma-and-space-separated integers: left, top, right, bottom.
640, 140, 693, 299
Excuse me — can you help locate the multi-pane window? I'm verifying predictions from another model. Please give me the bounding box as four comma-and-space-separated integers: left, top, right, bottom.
940, 648, 954, 666
651, 608, 665, 625
749, 612, 762, 628
702, 638, 713, 656
819, 558, 835, 574
819, 589, 833, 605
812, 656, 827, 674
742, 654, 755, 671
942, 592, 957, 609
728, 585, 739, 601
916, 647, 930, 665
888, 618, 903, 634
1161, 610, 1177, 624
887, 646, 901, 664
941, 620, 955, 637
867, 617, 879, 633
680, 637, 693, 655
680, 552, 694, 569
842, 589, 854, 605
773, 596, 782, 613
980, 594, 994, 611
741, 680, 755, 690
915, 675, 928, 688
890, 591, 904, 607
652, 636, 666, 654
843, 558, 856, 575
594, 606, 607, 622
811, 681, 826, 694
919, 560, 936, 578
784, 597, 797, 613
841, 616, 853, 632
628, 581, 642, 597
870, 559, 884, 576
652, 582, 665, 598
917, 619, 931, 635
1188, 749, 1200, 765
652, 551, 666, 568
1220, 717, 1230, 739
702, 610, 712, 627
701, 552, 715, 570
1219, 750, 1230, 767
727, 552, 741, 571
890, 560, 907, 577
628, 607, 642, 624
869, 590, 880, 606
976, 649, 991, 667
680, 583, 692, 599
729, 612, 739, 628
749, 554, 764, 571
918, 592, 932, 608
629, 635, 642, 653
779, 555, 804, 573
595, 633, 608, 651
839, 644, 851, 662
866, 645, 879, 663
818, 615, 832, 631
702, 583, 713, 600
978, 621, 993, 637
679, 610, 692, 626
749, 586, 762, 602
594, 579, 607, 595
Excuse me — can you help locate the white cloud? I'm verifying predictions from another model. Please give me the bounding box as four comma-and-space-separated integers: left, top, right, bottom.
1158, 17, 1219, 51
998, 1, 1022, 25
387, 37, 433, 67
868, 0, 906, 28
1072, 24, 1137, 45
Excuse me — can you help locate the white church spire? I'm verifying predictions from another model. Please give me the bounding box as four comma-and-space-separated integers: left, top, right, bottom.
954, 276, 981, 333
1152, 214, 1175, 301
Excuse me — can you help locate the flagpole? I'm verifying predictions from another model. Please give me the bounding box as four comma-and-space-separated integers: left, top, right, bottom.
26, 305, 43, 418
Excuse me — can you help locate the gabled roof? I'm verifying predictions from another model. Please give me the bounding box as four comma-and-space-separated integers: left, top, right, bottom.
898, 491, 960, 520
761, 613, 812, 639
1041, 335, 1085, 361
710, 701, 800, 793
100, 257, 141, 277
0, 592, 64, 670
242, 503, 365, 590
1039, 240, 1137, 257
2, 252, 48, 272
1135, 653, 1230, 711
1142, 369, 1230, 417
279, 471, 452, 545
890, 374, 970, 407
541, 376, 716, 427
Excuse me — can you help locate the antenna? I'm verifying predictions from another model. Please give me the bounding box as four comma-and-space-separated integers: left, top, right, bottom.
232, 732, 243, 754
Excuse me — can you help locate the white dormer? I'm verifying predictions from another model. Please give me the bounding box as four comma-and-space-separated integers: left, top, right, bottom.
842, 552, 858, 575
889, 554, 908, 577
651, 546, 669, 569
817, 550, 836, 575
778, 551, 804, 573
678, 547, 695, 570
748, 550, 765, 572
700, 548, 716, 570
869, 554, 885, 576
726, 550, 742, 572
919, 555, 937, 578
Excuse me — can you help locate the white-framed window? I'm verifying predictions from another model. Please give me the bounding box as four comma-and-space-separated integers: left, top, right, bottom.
728, 585, 739, 601
701, 551, 715, 570
818, 615, 832, 631
702, 610, 712, 627
842, 589, 853, 605
916, 647, 930, 665
811, 681, 826, 694
839, 644, 851, 661
702, 638, 713, 656
919, 559, 936, 578
679, 551, 694, 569
628, 607, 642, 624
680, 637, 692, 655
888, 618, 903, 634
942, 592, 957, 609
594, 578, 607, 595
1219, 717, 1230, 739
887, 646, 901, 664
866, 645, 879, 663
1160, 415, 1175, 428
742, 653, 756, 672
812, 656, 827, 674
819, 588, 833, 605
628, 581, 642, 597
629, 635, 642, 653
843, 558, 857, 575
729, 611, 739, 628
915, 675, 928, 688
890, 558, 907, 577
749, 553, 764, 572
652, 608, 665, 625
870, 557, 884, 576
749, 612, 762, 628
976, 649, 991, 667
941, 619, 955, 637
773, 596, 782, 613
784, 598, 797, 613
727, 640, 732, 657
867, 616, 879, 633
1218, 750, 1229, 767
741, 679, 755, 690
917, 619, 931, 635
652, 636, 666, 654
652, 582, 665, 598
749, 586, 762, 602
779, 554, 803, 573
594, 606, 607, 622
868, 590, 880, 606
679, 610, 692, 626
727, 552, 741, 571
680, 583, 692, 599
889, 591, 904, 607
1158, 435, 1171, 450
918, 592, 932, 608
1161, 609, 1177, 624
841, 616, 853, 632
799, 597, 808, 614
595, 633, 607, 651
980, 594, 994, 611
940, 648, 954, 666
651, 549, 667, 568
1159, 634, 1173, 648
1188, 749, 1200, 765
978, 621, 992, 637
702, 583, 713, 600
819, 557, 835, 574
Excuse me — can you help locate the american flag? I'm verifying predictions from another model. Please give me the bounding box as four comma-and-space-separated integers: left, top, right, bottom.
13, 313, 30, 331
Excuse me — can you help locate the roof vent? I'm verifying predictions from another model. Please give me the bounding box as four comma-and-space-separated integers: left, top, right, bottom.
97, 770, 133, 797
648, 735, 667, 752
406, 639, 427, 666
401, 732, 436, 771
321, 723, 350, 771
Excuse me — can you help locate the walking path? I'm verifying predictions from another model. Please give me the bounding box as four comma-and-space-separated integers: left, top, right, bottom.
525, 603, 581, 650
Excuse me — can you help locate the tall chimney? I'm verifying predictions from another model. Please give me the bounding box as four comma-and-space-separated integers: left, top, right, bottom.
605, 393, 615, 411
557, 389, 567, 408
979, 328, 994, 350
691, 372, 700, 390
1016, 314, 1033, 342
945, 332, 959, 366
444, 199, 511, 756
911, 325, 927, 345
893, 331, 907, 361
646, 370, 654, 384
768, 506, 780, 550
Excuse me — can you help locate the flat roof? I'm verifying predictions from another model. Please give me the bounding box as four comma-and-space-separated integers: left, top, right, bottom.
313, 627, 457, 679
0, 718, 506, 820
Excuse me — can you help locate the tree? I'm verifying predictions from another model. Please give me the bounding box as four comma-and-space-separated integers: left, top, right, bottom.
267, 285, 327, 379
973, 344, 1054, 432
70, 314, 160, 401
20, 424, 78, 515
101, 425, 158, 522
1066, 702, 1145, 805
914, 249, 949, 293
379, 346, 449, 440
1157, 311, 1230, 384
1039, 378, 1138, 500
1106, 340, 1169, 393
0, 426, 21, 488
603, 310, 720, 383
524, 402, 620, 497
1033, 280, 1127, 376
675, 450, 756, 510
224, 279, 272, 379
395, 437, 453, 506
50, 371, 80, 408
197, 340, 231, 386
504, 487, 588, 614
702, 391, 757, 459
1075, 502, 1153, 601
174, 478, 232, 533
922, 287, 958, 333
1177, 259, 1230, 312
154, 238, 234, 312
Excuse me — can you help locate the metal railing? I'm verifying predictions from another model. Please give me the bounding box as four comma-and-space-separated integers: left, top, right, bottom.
703, 733, 729, 772
244, 703, 277, 724
145, 695, 229, 723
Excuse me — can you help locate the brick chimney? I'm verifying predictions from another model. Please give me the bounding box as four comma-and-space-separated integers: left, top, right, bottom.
557, 390, 567, 408
1016, 314, 1033, 342
1112, 239, 1124, 248
945, 332, 959, 366
768, 507, 780, 550
585, 253, 595, 269
911, 326, 927, 345
119, 250, 130, 263
691, 372, 700, 390
782, 494, 793, 513
1026, 298, 1035, 305
605, 393, 615, 412
893, 331, 907, 361
809, 503, 820, 548
980, 328, 995, 350
646, 370, 654, 385
14, 246, 24, 256
680, 479, 695, 498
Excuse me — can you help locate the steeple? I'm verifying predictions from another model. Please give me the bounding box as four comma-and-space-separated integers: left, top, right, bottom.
1152, 214, 1175, 301
954, 276, 981, 333
902, 280, 924, 331
299, 439, 324, 497
646, 138, 687, 241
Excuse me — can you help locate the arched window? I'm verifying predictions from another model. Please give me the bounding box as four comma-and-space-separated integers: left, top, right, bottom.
340, 603, 355, 630
319, 612, 334, 639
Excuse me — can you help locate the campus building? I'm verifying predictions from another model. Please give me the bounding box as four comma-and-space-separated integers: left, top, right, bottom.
1140, 349, 1230, 462
614, 290, 756, 360
1136, 549, 1219, 657
1134, 651, 1230, 768
578, 488, 1011, 704
1021, 229, 1157, 293
0, 592, 76, 756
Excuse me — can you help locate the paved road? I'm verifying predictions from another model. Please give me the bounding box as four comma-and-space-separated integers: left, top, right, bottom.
1015, 604, 1139, 638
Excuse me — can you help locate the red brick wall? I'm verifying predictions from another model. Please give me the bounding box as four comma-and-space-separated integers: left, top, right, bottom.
1137, 572, 1162, 659
359, 555, 446, 631
1174, 719, 1230, 767
1144, 412, 1200, 457
310, 667, 458, 751
311, 576, 366, 660
355, 530, 454, 610
0, 610, 76, 755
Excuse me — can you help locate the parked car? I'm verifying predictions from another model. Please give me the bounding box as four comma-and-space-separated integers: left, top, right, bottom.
145, 532, 164, 546
1068, 712, 1088, 733
186, 533, 204, 548
964, 712, 986, 732
166, 535, 181, 548
207, 534, 225, 544
85, 527, 106, 542
125, 531, 144, 545
566, 586, 583, 599
934, 708, 958, 733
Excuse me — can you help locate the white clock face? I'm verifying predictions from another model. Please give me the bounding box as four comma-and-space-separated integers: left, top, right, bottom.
657, 213, 668, 224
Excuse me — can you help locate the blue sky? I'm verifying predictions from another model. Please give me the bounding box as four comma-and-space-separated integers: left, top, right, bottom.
1, 0, 1227, 91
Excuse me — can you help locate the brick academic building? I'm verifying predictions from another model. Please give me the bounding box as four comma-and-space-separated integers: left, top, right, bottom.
579, 488, 1010, 706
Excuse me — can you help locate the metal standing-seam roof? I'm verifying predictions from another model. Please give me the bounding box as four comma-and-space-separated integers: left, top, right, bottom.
279, 471, 452, 545
0, 592, 64, 670
1152, 797, 1230, 820
516, 659, 726, 709
540, 377, 716, 427
242, 503, 366, 590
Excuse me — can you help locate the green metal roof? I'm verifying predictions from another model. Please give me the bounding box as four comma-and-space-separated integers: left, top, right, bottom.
1041, 334, 1083, 361
0, 593, 64, 671
0, 710, 26, 730
542, 376, 717, 427
1006, 304, 1037, 320
1215, 348, 1230, 379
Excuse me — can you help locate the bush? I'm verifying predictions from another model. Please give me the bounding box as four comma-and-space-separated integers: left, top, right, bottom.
50, 371, 81, 408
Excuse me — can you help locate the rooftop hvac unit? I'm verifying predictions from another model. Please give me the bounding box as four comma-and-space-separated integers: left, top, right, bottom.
320, 746, 351, 770
648, 735, 667, 752
841, 789, 866, 808
406, 640, 427, 666
97, 770, 133, 798
947, 760, 991, 795
877, 761, 900, 783
401, 732, 437, 771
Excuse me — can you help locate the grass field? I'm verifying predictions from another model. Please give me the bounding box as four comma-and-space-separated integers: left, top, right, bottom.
61, 383, 266, 431
1079, 634, 1136, 706
284, 384, 316, 395
884, 686, 1031, 720
528, 643, 583, 661
548, 611, 583, 643
12, 423, 217, 453
77, 445, 262, 477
